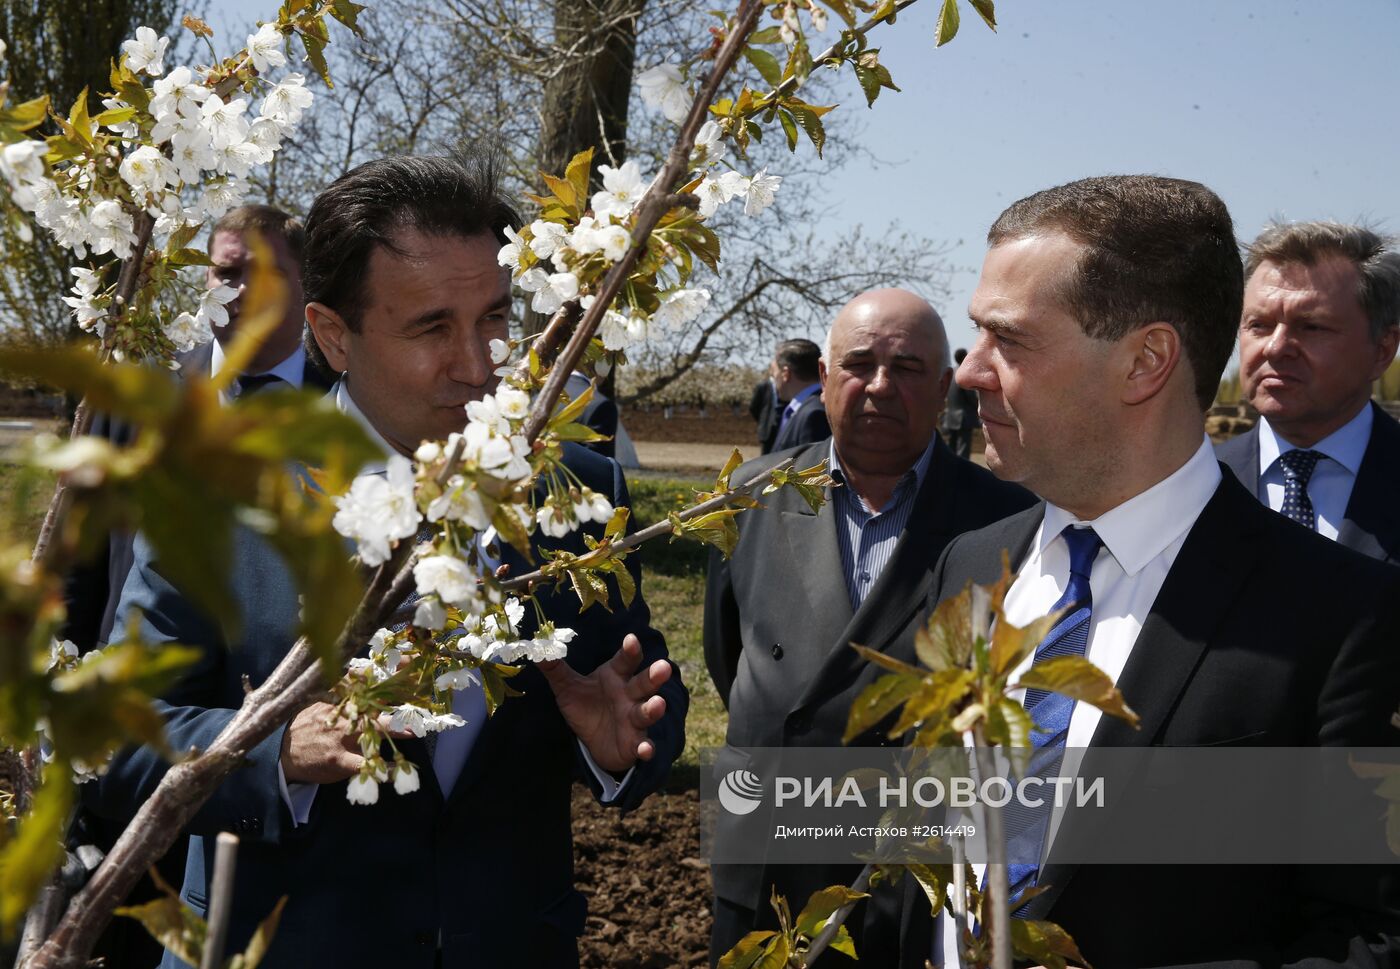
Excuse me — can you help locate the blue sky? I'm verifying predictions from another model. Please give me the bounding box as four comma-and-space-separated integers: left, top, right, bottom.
207, 0, 1400, 351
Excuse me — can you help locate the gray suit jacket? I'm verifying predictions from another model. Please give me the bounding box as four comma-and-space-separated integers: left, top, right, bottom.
703, 437, 1033, 958
1216, 401, 1400, 565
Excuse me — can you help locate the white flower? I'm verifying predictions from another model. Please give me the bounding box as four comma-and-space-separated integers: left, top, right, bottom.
47, 639, 79, 672
414, 554, 479, 610
164, 311, 211, 353
590, 161, 646, 222
527, 624, 575, 662
498, 225, 526, 269
150, 67, 211, 121
247, 118, 285, 153
121, 26, 169, 76
426, 711, 466, 732
196, 178, 247, 219
695, 176, 732, 219
392, 761, 420, 795
809, 4, 828, 31
196, 282, 239, 329
517, 267, 548, 293
637, 63, 690, 124
260, 74, 313, 128
573, 489, 614, 524
332, 455, 421, 566
99, 97, 139, 139
426, 475, 491, 529
414, 596, 447, 632
119, 145, 175, 197
414, 441, 442, 464
63, 293, 105, 331
435, 667, 480, 692
215, 138, 273, 179
466, 394, 510, 436
595, 224, 631, 262
527, 220, 568, 258
0, 38, 6, 61
743, 169, 782, 216
489, 338, 510, 364
199, 95, 250, 150
88, 201, 137, 258
535, 500, 576, 539
70, 266, 101, 299
347, 772, 379, 805
0, 141, 46, 185
367, 628, 402, 674
693, 120, 725, 167
653, 288, 711, 328
503, 597, 525, 632
246, 23, 287, 73
529, 272, 579, 315
495, 385, 529, 421
599, 309, 647, 351
388, 704, 431, 737
458, 423, 515, 475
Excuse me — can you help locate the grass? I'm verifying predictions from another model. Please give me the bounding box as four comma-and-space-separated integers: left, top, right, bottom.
0, 460, 51, 546
625, 475, 727, 772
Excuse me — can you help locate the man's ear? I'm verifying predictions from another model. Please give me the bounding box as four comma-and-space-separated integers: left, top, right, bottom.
305, 302, 350, 373
1122, 322, 1182, 406
1368, 325, 1400, 382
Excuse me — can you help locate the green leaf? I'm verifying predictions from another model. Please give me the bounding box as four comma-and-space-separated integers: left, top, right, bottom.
328, 0, 368, 34
783, 39, 813, 85
1015, 655, 1140, 729
0, 772, 73, 937
715, 448, 744, 491
748, 26, 784, 45
848, 641, 922, 677
67, 87, 92, 141
888, 669, 977, 738
551, 422, 606, 444
94, 104, 137, 127
934, 0, 960, 46
0, 95, 50, 133
564, 147, 594, 202
603, 506, 629, 542
919, 583, 973, 670
717, 930, 779, 969
823, 0, 858, 29
844, 671, 922, 743
968, 0, 998, 30
778, 109, 799, 151
1009, 917, 1091, 969
676, 508, 742, 558
568, 566, 611, 613
906, 862, 952, 916
299, 28, 331, 87
115, 886, 206, 967
166, 247, 212, 267
744, 46, 782, 88
788, 104, 827, 157
226, 896, 288, 969
793, 884, 870, 939
0, 345, 180, 428
134, 469, 240, 638
989, 605, 1061, 678
609, 557, 636, 608
553, 381, 595, 427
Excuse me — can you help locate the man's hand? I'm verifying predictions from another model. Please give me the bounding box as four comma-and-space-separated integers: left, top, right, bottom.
538, 633, 671, 774
280, 701, 363, 784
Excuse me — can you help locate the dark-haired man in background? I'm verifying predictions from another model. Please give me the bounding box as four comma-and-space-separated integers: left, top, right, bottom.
770, 337, 830, 451
90, 155, 687, 969
900, 175, 1400, 967
1218, 221, 1400, 564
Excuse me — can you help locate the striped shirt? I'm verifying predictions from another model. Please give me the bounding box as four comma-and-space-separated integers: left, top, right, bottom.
828, 437, 936, 610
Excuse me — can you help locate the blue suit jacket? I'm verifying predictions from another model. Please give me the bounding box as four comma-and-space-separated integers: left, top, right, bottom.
771, 392, 830, 452
86, 443, 686, 969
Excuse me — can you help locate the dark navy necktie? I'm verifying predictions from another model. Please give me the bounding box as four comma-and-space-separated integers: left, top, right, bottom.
233, 372, 284, 398
1001, 524, 1103, 910
1278, 449, 1322, 531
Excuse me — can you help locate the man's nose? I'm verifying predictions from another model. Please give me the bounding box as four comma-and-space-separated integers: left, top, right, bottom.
447, 335, 492, 387
866, 364, 895, 396
957, 339, 996, 391
1262, 323, 1299, 359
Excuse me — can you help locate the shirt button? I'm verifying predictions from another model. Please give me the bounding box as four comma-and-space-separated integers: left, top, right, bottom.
860, 571, 871, 583
771, 643, 784, 660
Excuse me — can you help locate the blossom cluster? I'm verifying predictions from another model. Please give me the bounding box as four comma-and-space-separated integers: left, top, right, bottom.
0, 21, 314, 355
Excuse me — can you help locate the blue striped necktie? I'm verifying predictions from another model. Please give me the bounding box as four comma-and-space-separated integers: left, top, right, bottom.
1002, 524, 1103, 910
1278, 449, 1322, 530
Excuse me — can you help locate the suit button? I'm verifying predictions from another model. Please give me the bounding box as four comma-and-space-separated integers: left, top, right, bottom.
771, 643, 784, 660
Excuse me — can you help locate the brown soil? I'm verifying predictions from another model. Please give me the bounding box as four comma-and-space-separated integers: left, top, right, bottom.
573, 782, 711, 968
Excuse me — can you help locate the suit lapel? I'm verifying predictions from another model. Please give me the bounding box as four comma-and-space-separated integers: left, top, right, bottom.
1337, 403, 1400, 563
1220, 424, 1261, 496
1022, 477, 1263, 921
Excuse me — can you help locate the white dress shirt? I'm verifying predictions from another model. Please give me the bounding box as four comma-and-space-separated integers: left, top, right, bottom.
938, 437, 1221, 963
1256, 405, 1371, 541
279, 379, 631, 824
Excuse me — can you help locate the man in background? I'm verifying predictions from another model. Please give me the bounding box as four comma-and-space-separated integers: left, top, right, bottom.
1217, 221, 1400, 563
941, 347, 980, 458
705, 288, 1033, 967
749, 366, 780, 454
769, 337, 830, 451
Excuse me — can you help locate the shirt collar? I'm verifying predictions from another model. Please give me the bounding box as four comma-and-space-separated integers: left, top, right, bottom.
1039, 435, 1221, 577
828, 434, 936, 510
787, 382, 821, 409
333, 377, 393, 476
210, 338, 307, 389
1257, 404, 1372, 477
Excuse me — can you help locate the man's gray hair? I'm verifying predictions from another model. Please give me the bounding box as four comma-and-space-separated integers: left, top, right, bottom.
1245, 221, 1400, 341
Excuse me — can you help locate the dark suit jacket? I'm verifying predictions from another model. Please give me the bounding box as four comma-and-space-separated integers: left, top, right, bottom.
749, 380, 780, 454
897, 472, 1400, 968
771, 391, 830, 452
703, 437, 1034, 961
86, 443, 686, 969
1217, 402, 1400, 565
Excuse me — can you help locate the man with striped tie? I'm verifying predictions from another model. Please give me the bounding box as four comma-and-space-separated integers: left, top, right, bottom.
899, 176, 1400, 967
1217, 222, 1400, 565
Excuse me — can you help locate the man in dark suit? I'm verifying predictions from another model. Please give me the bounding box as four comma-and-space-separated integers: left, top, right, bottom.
1217, 222, 1400, 564
899, 176, 1400, 967
704, 289, 1033, 966
749, 371, 780, 454
88, 155, 686, 969
769, 338, 830, 451
941, 347, 980, 458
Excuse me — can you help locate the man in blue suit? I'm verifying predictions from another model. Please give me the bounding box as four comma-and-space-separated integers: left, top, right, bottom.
770, 338, 830, 452
87, 153, 687, 969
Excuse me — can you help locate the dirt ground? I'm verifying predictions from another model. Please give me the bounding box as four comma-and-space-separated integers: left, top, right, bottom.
573, 782, 711, 968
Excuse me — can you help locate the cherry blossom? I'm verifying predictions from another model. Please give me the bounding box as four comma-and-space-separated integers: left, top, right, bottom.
246, 23, 287, 73
637, 63, 690, 124
121, 26, 169, 77
591, 161, 646, 222
332, 455, 421, 566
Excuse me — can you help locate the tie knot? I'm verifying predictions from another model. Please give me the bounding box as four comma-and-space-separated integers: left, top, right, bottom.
1060, 525, 1102, 583
234, 372, 283, 398
1278, 448, 1322, 484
